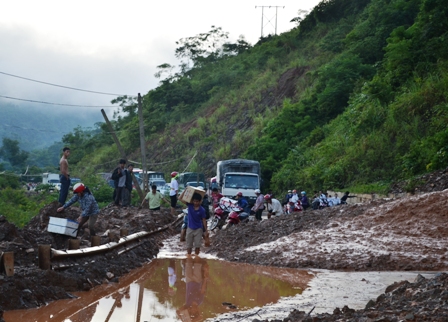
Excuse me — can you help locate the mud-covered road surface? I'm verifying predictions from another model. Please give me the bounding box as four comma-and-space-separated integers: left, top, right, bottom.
1, 168, 448, 321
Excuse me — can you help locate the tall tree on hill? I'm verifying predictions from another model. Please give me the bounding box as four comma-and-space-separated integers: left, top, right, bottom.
0, 137, 29, 169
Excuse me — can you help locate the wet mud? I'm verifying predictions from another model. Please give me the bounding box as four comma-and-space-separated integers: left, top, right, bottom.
1, 170, 448, 321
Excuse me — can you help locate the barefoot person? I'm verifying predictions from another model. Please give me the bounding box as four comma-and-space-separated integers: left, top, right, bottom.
57, 183, 100, 237
58, 147, 71, 207
182, 192, 208, 256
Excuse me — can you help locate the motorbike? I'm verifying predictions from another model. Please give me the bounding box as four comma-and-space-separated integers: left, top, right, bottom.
227, 208, 250, 226
209, 197, 240, 231
286, 200, 302, 214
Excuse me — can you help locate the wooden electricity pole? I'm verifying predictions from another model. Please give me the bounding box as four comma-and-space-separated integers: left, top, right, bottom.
137, 93, 148, 193
101, 109, 144, 201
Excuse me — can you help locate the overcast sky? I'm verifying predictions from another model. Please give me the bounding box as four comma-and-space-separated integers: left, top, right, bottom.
0, 0, 321, 120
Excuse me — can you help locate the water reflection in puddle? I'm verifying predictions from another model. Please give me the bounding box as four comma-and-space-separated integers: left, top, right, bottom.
4, 258, 313, 322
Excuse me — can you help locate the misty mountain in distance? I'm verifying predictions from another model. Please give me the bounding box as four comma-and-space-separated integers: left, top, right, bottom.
1, 102, 108, 151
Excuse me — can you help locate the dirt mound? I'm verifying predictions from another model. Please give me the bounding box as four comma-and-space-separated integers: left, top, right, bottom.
207, 189, 448, 271
1, 172, 448, 320
281, 273, 448, 321
0, 202, 178, 314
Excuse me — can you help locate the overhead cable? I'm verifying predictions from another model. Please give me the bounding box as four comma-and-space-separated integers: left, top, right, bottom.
0, 71, 132, 96
0, 94, 116, 108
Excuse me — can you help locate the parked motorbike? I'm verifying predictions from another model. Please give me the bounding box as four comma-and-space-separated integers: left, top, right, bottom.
227, 208, 250, 226
209, 197, 240, 231
286, 200, 302, 214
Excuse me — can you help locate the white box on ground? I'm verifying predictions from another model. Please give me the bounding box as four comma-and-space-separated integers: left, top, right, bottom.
48, 216, 78, 237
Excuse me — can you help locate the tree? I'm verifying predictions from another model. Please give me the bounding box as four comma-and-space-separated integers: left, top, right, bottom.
0, 137, 29, 168
175, 26, 230, 68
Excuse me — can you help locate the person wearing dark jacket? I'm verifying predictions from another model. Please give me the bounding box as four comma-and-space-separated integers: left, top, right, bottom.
340, 191, 355, 204
300, 191, 310, 210
111, 159, 126, 207
122, 163, 134, 207
235, 191, 251, 214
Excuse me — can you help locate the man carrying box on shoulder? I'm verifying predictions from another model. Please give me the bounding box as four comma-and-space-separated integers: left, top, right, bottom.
179, 191, 208, 256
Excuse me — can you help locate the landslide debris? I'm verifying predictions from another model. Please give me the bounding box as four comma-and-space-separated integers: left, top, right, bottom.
0, 202, 178, 314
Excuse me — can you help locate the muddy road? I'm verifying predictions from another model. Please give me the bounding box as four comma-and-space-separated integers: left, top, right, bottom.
1, 168, 448, 321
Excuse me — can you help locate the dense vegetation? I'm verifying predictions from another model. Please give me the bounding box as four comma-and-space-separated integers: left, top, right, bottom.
2, 0, 448, 219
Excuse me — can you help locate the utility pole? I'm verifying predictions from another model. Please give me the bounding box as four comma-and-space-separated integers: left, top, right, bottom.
255, 5, 285, 38
101, 109, 144, 201
137, 93, 148, 193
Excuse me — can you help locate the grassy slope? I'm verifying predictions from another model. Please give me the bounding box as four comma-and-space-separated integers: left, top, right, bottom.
73, 0, 448, 197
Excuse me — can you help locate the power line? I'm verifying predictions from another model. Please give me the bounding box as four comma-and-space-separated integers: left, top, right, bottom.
0, 94, 116, 108
0, 71, 132, 96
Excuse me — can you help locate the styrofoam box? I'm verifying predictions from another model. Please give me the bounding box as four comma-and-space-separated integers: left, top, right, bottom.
48, 216, 79, 237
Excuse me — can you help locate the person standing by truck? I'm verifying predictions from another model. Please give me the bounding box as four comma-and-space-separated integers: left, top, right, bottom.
58, 147, 71, 207
251, 189, 265, 221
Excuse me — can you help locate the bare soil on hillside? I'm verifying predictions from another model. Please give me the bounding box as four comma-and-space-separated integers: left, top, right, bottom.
1, 169, 448, 321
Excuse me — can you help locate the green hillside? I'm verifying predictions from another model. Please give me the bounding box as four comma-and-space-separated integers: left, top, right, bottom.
58, 0, 448, 195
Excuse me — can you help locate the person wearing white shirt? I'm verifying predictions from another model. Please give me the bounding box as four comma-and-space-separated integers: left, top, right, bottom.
264, 195, 283, 218
170, 171, 179, 216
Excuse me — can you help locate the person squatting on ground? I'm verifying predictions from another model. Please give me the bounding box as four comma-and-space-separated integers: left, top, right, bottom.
301, 191, 310, 210
58, 147, 71, 207
184, 192, 208, 256
235, 191, 251, 214
283, 190, 293, 206
57, 182, 100, 237
170, 171, 179, 216
264, 194, 283, 218
112, 159, 127, 207
121, 163, 134, 207
251, 189, 265, 221
142, 184, 170, 214
341, 191, 355, 204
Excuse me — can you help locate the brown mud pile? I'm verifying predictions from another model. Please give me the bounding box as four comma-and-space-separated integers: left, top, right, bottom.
1, 169, 448, 321
0, 202, 178, 318
207, 190, 448, 272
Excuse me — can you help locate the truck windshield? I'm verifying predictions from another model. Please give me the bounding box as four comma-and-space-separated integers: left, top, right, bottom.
186, 181, 205, 188
224, 174, 259, 189
152, 180, 166, 187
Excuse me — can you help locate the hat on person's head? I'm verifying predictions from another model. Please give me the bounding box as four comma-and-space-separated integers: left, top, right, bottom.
254, 189, 261, 194
288, 190, 292, 193
73, 183, 86, 193
119, 159, 126, 164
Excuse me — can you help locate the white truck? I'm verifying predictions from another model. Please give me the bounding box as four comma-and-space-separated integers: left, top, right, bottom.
216, 159, 261, 206
42, 173, 61, 191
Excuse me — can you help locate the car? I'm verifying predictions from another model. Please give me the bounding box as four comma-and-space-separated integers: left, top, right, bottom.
185, 181, 206, 189
159, 183, 171, 196
47, 179, 61, 192
70, 178, 81, 190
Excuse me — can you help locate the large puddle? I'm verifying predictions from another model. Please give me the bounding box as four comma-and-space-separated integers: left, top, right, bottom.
3, 235, 439, 322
